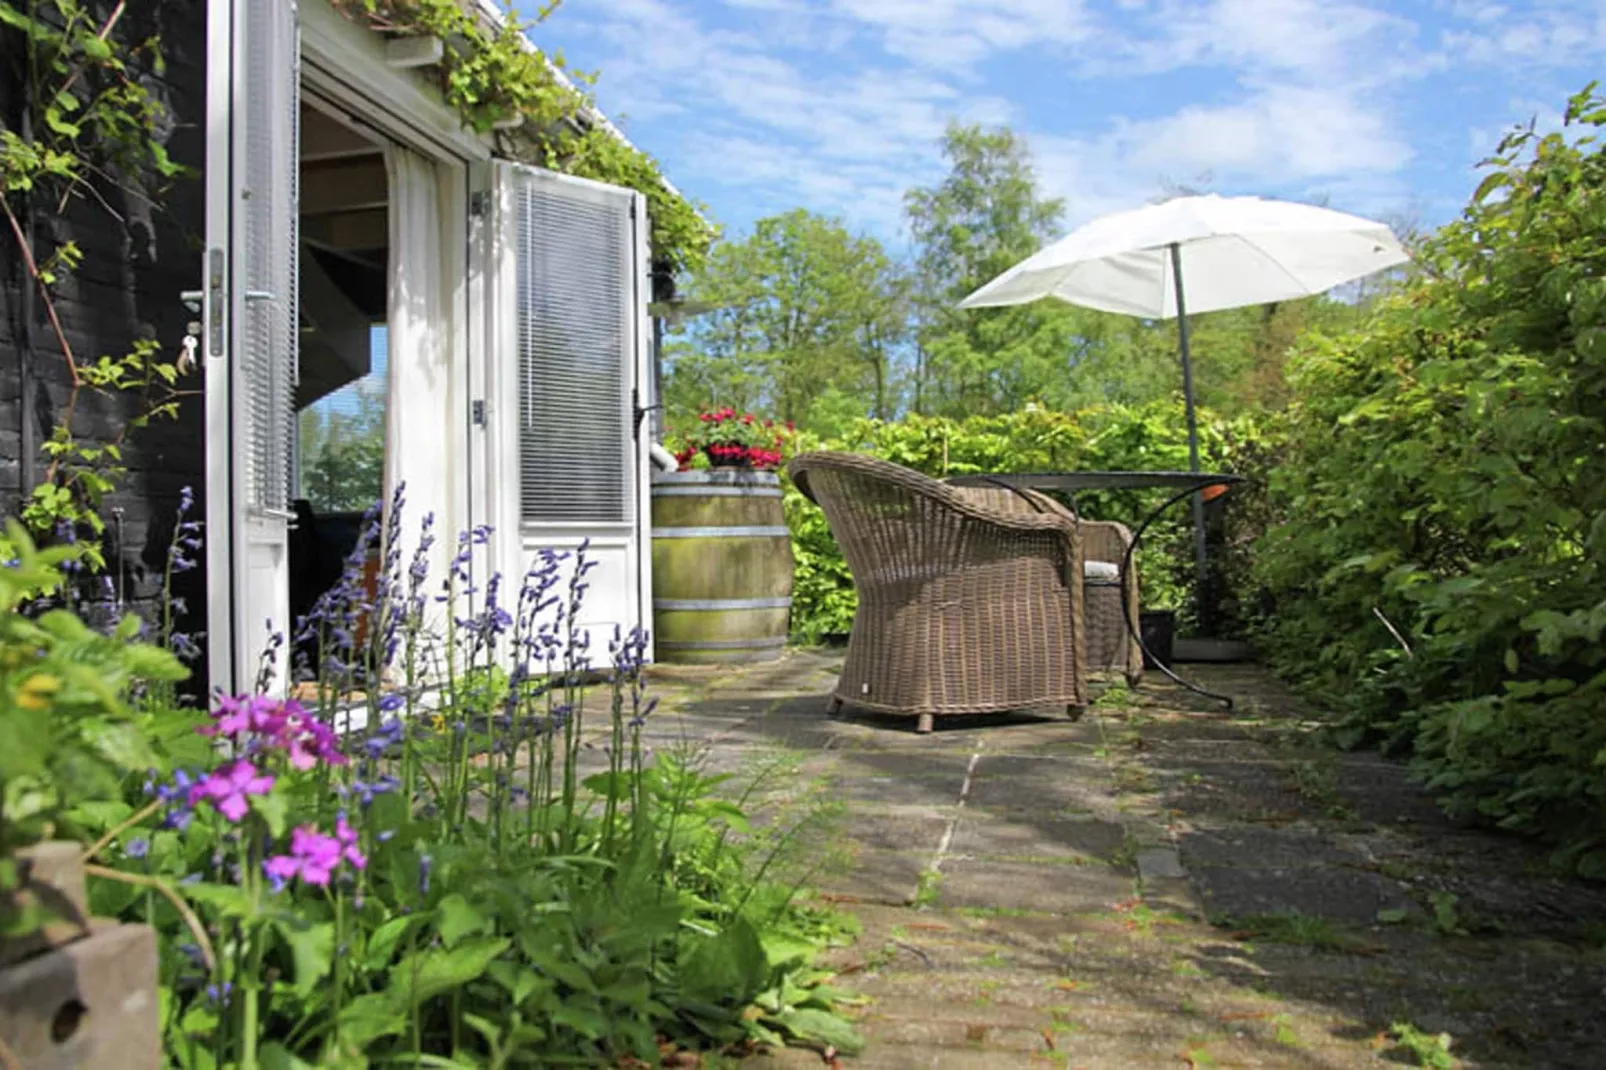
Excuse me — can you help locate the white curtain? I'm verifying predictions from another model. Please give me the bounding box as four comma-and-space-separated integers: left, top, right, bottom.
383, 144, 461, 622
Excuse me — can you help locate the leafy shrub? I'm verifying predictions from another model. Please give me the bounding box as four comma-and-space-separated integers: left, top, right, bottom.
1255, 86, 1606, 872
783, 403, 1279, 642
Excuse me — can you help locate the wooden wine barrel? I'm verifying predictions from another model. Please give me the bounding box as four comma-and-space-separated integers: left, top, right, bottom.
651, 470, 794, 664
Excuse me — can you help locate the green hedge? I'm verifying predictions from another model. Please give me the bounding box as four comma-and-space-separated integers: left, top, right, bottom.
782, 402, 1278, 644
1253, 88, 1606, 873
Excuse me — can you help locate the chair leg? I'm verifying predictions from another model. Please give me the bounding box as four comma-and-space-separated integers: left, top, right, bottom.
1067, 704, 1086, 722
916, 713, 934, 734
826, 696, 843, 715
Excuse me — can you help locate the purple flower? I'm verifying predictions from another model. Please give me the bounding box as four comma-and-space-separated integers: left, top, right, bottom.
267, 828, 336, 888
348, 775, 399, 807
125, 837, 150, 859
189, 760, 274, 822
363, 718, 405, 759
417, 852, 432, 897
378, 692, 406, 714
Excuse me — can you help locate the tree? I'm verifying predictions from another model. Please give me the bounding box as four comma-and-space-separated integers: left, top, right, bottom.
904, 123, 1086, 416
298, 380, 385, 512
665, 209, 907, 434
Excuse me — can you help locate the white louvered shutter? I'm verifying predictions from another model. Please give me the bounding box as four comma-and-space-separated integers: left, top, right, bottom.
513, 171, 636, 524
240, 0, 299, 513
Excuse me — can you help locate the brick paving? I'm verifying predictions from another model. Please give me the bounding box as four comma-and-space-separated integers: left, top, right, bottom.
637, 650, 1606, 1069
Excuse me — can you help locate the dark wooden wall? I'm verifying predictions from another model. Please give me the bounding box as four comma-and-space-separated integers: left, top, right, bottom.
0, 2, 211, 696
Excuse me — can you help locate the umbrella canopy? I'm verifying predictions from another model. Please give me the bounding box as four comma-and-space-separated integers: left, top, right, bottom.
957, 193, 1409, 317
957, 193, 1409, 635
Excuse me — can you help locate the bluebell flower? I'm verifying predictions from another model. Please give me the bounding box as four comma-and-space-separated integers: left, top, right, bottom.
349, 774, 399, 807
364, 717, 405, 758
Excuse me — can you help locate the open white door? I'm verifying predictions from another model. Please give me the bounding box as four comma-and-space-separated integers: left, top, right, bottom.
487, 164, 653, 664
203, 0, 299, 694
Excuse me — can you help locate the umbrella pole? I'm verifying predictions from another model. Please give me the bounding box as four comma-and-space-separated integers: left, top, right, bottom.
1170, 243, 1209, 624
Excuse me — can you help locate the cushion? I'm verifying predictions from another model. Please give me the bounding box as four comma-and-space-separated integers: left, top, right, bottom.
1083, 560, 1121, 582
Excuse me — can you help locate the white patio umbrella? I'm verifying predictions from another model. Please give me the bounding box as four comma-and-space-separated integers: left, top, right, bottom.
958, 193, 1409, 612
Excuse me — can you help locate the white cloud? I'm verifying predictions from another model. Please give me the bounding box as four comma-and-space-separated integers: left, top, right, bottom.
822, 0, 1095, 68
530, 0, 1602, 249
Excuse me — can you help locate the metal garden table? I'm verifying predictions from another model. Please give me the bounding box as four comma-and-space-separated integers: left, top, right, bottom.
945, 470, 1247, 708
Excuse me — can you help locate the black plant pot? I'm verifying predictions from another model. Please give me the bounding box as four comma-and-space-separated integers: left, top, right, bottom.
1140, 610, 1176, 669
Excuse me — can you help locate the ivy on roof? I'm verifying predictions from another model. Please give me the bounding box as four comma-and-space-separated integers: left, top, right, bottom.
333, 0, 716, 274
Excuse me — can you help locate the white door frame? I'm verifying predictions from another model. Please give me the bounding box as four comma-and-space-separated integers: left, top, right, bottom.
203, 0, 300, 696
204, 0, 492, 696
486, 165, 655, 660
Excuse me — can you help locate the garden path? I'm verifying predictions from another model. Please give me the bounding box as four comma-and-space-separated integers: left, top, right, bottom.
635, 651, 1606, 1069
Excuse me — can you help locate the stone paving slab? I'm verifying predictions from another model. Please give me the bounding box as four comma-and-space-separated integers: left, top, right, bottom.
655, 650, 1606, 1068
947, 815, 1129, 862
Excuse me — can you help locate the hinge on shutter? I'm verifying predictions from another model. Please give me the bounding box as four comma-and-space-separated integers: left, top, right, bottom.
471, 399, 486, 427
469, 190, 491, 218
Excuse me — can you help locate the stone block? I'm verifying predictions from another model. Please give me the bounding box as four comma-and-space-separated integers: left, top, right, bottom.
0, 921, 160, 1070
0, 843, 92, 968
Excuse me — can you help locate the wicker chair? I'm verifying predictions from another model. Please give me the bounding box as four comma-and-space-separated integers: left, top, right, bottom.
789, 452, 1088, 732
953, 486, 1143, 687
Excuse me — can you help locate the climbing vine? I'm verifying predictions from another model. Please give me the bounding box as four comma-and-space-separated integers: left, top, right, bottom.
332, 0, 716, 274
1, 0, 192, 570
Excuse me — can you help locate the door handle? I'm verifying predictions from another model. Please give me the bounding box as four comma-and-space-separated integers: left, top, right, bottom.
206, 247, 225, 357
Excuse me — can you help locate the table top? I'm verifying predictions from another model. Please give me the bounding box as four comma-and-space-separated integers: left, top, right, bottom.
944, 470, 1245, 492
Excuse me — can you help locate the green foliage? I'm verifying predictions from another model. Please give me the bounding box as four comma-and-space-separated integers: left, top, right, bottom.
299, 392, 386, 513
671, 123, 1363, 433
0, 521, 186, 863
1390, 1021, 1455, 1069
333, 0, 713, 273
904, 122, 1079, 417
2, 4, 192, 567
1254, 84, 1606, 872
666, 209, 906, 432
74, 515, 861, 1066
783, 403, 1278, 642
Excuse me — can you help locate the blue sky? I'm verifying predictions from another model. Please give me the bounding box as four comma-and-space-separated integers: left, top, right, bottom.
526, 0, 1604, 249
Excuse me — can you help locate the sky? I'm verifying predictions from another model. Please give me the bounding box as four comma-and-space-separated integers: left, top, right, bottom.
525, 0, 1605, 250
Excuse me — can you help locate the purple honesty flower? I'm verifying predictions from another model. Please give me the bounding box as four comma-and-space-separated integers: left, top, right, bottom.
189, 760, 274, 822
265, 818, 365, 889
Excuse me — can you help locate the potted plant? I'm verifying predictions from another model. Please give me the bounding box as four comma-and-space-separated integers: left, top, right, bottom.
674, 408, 790, 470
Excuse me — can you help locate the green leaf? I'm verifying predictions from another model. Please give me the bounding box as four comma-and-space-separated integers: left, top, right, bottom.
274, 919, 335, 998
433, 892, 488, 948
680, 916, 767, 1006
85, 721, 158, 772
774, 1006, 865, 1054
1376, 908, 1409, 925
388, 936, 510, 1009
0, 711, 51, 779
363, 913, 421, 970
250, 790, 289, 839
338, 992, 407, 1047
258, 1042, 316, 1070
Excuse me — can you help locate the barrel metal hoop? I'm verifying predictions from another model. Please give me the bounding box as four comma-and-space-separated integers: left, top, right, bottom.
651, 525, 791, 538
656, 636, 788, 650
650, 485, 783, 499
653, 596, 793, 611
